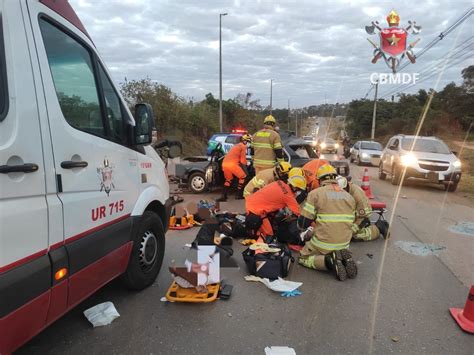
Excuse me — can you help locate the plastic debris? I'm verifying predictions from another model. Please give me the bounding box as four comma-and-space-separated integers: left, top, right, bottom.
391, 336, 400, 342
395, 241, 446, 256
244, 275, 302, 293
227, 312, 233, 317
83, 302, 120, 327
281, 289, 302, 297
264, 346, 297, 355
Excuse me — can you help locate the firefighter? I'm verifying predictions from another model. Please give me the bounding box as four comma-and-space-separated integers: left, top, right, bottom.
245, 173, 306, 241
302, 158, 329, 191
297, 165, 357, 281
217, 134, 252, 201
336, 176, 389, 241
251, 115, 284, 175
243, 161, 292, 198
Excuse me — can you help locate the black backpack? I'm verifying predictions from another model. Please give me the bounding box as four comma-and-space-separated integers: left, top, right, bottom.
242, 243, 294, 280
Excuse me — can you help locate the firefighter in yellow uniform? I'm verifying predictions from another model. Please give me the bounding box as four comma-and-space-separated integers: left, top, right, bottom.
243, 162, 291, 198
337, 176, 389, 241
297, 165, 357, 281
251, 115, 284, 175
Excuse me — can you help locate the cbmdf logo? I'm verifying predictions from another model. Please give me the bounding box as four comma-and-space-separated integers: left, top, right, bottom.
366, 10, 422, 73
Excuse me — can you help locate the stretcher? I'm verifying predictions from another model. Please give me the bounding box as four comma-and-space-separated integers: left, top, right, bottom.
165, 281, 220, 303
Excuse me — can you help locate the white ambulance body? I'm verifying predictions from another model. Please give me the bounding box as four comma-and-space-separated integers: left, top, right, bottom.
0, 1, 171, 352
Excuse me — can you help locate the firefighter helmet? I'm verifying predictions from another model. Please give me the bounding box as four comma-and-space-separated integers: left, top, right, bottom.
264, 115, 276, 125
316, 164, 337, 180
288, 174, 307, 191
241, 134, 252, 143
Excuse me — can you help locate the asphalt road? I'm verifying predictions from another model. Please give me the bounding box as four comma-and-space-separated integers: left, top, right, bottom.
18, 159, 473, 354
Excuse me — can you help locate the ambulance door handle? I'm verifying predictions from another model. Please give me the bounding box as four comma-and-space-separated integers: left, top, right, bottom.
0, 163, 39, 174
61, 160, 88, 169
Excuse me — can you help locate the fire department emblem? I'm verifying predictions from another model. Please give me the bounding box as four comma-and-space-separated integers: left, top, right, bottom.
97, 158, 115, 196
366, 10, 421, 73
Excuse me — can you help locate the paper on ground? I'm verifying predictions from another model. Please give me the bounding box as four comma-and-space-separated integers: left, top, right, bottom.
244, 275, 302, 292
83, 302, 120, 327
264, 346, 297, 355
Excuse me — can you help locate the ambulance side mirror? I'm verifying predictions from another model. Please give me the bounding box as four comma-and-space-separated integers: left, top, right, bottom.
134, 103, 154, 145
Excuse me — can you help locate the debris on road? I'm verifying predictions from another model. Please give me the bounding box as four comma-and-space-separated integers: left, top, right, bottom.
281, 289, 302, 297
244, 275, 302, 293
391, 336, 400, 342
264, 346, 297, 355
448, 222, 474, 237
83, 302, 120, 328
366, 253, 374, 259
395, 241, 446, 256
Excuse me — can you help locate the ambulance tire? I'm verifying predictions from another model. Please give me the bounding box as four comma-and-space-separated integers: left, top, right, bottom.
121, 211, 165, 290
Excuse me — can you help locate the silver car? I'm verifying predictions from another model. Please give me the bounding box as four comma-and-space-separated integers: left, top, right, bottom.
379, 135, 462, 192
350, 140, 383, 166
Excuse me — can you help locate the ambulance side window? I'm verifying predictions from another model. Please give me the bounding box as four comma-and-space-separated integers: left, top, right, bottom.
97, 64, 126, 144
0, 16, 8, 122
40, 18, 105, 137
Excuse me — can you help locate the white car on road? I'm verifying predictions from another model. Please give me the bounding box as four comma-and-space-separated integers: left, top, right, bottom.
350, 140, 383, 166
379, 135, 462, 191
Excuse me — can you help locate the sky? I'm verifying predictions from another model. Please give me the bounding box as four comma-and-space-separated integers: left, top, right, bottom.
70, 0, 473, 108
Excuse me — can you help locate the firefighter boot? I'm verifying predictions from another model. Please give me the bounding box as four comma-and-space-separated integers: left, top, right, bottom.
340, 249, 357, 279
325, 251, 347, 281
376, 220, 390, 239
235, 186, 244, 200
216, 186, 229, 202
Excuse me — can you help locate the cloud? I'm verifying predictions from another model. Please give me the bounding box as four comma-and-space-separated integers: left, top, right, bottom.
70, 0, 474, 107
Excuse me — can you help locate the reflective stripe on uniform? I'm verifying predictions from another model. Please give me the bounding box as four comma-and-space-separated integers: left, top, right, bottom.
255, 131, 271, 137
252, 142, 273, 148
252, 177, 266, 188
310, 237, 350, 251
274, 142, 282, 149
253, 158, 275, 166
303, 202, 315, 215
316, 214, 354, 223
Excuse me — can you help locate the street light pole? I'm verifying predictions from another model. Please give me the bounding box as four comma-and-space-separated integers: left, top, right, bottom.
287, 99, 290, 131
371, 81, 378, 140
219, 12, 227, 132
270, 79, 273, 115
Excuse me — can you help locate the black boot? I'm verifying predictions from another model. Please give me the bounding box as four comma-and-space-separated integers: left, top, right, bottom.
340, 249, 357, 279
376, 220, 390, 239
325, 251, 347, 281
235, 186, 244, 200
216, 186, 229, 202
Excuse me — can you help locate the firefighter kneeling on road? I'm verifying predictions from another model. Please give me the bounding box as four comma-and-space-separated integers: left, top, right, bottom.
297, 165, 357, 281
243, 161, 292, 198
251, 115, 284, 175
217, 134, 252, 202
245, 172, 307, 242
336, 176, 389, 241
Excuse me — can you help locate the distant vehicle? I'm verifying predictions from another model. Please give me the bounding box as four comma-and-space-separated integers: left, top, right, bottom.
318, 138, 339, 154
302, 135, 317, 147
206, 133, 244, 155
350, 140, 383, 166
379, 135, 462, 192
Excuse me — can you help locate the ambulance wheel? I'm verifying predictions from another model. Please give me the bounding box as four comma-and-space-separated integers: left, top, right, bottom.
121, 211, 165, 290
188, 172, 207, 193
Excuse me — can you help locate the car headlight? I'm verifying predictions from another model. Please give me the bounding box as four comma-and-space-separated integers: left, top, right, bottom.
335, 143, 339, 148
453, 160, 461, 168
361, 153, 369, 158
312, 141, 317, 147
401, 154, 417, 166
320, 143, 326, 148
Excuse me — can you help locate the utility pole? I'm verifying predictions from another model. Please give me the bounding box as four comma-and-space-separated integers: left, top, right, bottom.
295, 110, 298, 137
219, 12, 227, 132
270, 79, 273, 115
371, 81, 378, 140
287, 99, 290, 131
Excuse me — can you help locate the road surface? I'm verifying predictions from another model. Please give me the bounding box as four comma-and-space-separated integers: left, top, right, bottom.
18, 160, 473, 354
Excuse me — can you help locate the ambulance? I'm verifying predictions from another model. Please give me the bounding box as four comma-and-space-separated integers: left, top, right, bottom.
0, 1, 171, 352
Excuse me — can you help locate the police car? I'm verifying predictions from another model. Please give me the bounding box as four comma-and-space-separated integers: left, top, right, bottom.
0, 1, 171, 352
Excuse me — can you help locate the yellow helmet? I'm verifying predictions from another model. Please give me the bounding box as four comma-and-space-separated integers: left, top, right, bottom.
288, 174, 307, 191
288, 167, 305, 179
241, 134, 252, 143
317, 164, 337, 180
264, 115, 276, 125
275, 161, 292, 175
